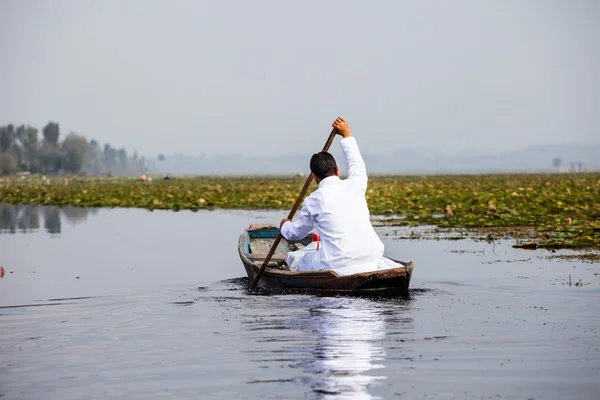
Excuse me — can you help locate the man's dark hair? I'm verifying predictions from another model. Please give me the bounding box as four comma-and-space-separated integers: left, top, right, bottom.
310, 152, 337, 180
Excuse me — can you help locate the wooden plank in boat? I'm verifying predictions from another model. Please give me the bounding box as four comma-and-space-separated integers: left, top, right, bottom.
250, 239, 287, 261
249, 239, 271, 254
248, 224, 271, 231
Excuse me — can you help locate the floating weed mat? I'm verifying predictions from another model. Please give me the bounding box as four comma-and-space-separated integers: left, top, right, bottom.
1, 173, 599, 249
543, 253, 600, 263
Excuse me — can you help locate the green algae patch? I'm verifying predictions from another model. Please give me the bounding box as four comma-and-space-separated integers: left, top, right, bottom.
1, 173, 599, 249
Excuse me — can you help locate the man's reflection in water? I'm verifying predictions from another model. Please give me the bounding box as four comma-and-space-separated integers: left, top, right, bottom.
307, 305, 385, 399
287, 296, 414, 400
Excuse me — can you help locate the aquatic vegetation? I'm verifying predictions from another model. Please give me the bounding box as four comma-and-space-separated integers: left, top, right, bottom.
544, 253, 600, 263
1, 173, 599, 249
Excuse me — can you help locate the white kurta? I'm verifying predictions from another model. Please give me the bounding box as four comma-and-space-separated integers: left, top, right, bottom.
280, 136, 385, 276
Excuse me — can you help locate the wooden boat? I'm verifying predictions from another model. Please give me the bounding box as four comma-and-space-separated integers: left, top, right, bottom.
238, 225, 414, 293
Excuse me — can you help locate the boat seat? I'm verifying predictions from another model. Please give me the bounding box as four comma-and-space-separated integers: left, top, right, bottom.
249, 239, 288, 262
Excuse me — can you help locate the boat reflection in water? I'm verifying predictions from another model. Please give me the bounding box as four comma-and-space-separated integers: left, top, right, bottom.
0, 204, 98, 235
246, 294, 414, 399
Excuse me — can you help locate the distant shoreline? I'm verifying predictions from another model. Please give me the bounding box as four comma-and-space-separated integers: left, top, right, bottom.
1, 173, 598, 250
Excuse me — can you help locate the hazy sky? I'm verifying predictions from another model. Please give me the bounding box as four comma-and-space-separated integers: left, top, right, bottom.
1, 0, 598, 157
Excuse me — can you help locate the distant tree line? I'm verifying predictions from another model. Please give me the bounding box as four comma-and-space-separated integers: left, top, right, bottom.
0, 122, 150, 176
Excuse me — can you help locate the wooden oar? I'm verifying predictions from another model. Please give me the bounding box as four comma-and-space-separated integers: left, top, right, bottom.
249, 128, 338, 290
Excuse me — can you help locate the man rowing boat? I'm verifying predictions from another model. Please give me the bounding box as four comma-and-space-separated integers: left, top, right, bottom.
279, 117, 387, 276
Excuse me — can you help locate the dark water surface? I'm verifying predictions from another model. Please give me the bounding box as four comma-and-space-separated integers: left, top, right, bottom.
1, 205, 599, 399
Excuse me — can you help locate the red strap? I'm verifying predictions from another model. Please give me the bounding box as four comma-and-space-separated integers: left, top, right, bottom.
311, 234, 320, 251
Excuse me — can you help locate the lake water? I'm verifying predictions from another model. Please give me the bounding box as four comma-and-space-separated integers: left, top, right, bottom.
0, 205, 599, 399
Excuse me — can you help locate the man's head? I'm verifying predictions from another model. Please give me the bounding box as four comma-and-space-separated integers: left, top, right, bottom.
310, 152, 339, 182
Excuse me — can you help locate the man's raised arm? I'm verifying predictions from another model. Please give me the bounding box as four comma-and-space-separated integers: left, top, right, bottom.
332, 117, 368, 192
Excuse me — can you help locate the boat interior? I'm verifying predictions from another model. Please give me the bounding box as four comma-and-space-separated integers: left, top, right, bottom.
240, 225, 314, 270
241, 225, 412, 274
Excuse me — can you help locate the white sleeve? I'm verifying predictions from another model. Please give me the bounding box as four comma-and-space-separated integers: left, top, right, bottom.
340, 136, 367, 192
280, 201, 314, 241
